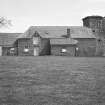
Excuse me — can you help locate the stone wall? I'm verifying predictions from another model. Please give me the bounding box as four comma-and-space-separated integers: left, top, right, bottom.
39, 38, 50, 55
75, 38, 96, 56
17, 38, 34, 56
51, 45, 76, 56
17, 38, 50, 56
95, 32, 105, 56
82, 16, 105, 56
83, 16, 103, 29
2, 47, 17, 56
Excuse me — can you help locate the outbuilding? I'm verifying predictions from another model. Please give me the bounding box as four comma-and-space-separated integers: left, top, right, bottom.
0, 33, 21, 56
50, 38, 78, 56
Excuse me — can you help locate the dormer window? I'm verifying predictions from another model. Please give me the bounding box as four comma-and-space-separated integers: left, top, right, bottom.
32, 31, 40, 45
33, 31, 39, 37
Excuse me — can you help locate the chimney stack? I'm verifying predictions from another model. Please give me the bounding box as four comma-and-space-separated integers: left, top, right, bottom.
67, 28, 70, 38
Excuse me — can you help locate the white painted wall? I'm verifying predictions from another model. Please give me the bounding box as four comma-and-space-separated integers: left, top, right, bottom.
33, 37, 39, 45
0, 46, 2, 56
34, 47, 39, 56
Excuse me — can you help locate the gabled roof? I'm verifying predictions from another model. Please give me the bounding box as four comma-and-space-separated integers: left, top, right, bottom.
0, 33, 22, 46
33, 31, 40, 37
18, 26, 67, 38
70, 26, 96, 38
50, 38, 78, 45
18, 26, 96, 39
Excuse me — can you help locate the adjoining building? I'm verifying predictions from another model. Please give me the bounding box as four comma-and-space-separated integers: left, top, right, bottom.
0, 15, 105, 56
15, 31, 50, 56
50, 38, 78, 56
0, 33, 21, 56
83, 16, 105, 56
17, 26, 96, 56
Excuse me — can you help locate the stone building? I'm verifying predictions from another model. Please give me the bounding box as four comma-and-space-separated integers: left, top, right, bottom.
83, 16, 105, 56
50, 38, 78, 56
15, 31, 50, 56
0, 33, 21, 56
0, 15, 105, 56
14, 25, 96, 56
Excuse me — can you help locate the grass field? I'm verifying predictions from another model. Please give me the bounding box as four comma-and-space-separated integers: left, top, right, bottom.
0, 56, 105, 105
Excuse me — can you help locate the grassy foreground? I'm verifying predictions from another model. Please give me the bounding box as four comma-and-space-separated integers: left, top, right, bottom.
0, 56, 105, 105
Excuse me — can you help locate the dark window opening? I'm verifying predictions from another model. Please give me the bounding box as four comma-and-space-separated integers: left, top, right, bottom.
23, 45, 30, 53
92, 30, 95, 32
98, 39, 101, 42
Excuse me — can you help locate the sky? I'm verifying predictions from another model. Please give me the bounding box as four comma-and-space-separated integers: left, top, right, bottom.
0, 0, 105, 33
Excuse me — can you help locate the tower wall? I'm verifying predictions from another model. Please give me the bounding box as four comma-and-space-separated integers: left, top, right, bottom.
83, 16, 105, 56
82, 16, 103, 29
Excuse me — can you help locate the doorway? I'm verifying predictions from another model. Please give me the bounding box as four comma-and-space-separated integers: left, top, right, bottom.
0, 46, 2, 56
34, 47, 39, 56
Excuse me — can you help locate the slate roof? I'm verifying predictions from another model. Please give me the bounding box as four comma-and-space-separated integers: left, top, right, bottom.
82, 15, 103, 20
0, 33, 22, 46
50, 38, 78, 45
70, 26, 96, 38
0, 26, 96, 46
18, 26, 96, 39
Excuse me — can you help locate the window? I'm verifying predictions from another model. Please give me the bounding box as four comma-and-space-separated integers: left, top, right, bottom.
61, 48, 67, 53
76, 47, 79, 51
24, 46, 29, 52
10, 48, 15, 51
24, 48, 29, 52
98, 39, 101, 42
10, 48, 15, 53
92, 30, 95, 32
25, 45, 29, 48
33, 37, 39, 44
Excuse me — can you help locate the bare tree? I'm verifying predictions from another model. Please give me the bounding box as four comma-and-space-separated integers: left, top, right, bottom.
0, 17, 12, 27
